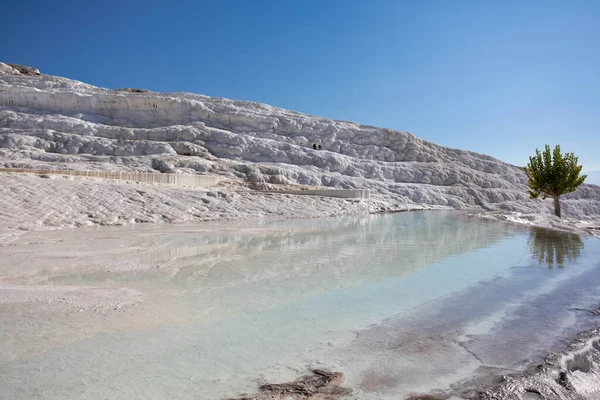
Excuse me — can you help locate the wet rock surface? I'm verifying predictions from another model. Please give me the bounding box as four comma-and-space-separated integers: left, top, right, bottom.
452, 331, 600, 400
231, 369, 351, 400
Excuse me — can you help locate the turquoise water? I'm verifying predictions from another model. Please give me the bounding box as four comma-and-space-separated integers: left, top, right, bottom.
0, 212, 599, 399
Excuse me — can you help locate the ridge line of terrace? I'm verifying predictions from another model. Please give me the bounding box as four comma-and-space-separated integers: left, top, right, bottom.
0, 168, 371, 198
0, 168, 221, 187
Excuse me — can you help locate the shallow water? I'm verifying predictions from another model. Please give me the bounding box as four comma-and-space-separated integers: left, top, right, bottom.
0, 212, 599, 399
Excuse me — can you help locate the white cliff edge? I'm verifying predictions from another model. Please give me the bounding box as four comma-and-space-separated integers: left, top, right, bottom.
0, 62, 599, 232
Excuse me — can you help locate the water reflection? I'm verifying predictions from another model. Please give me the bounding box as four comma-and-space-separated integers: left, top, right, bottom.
528, 227, 584, 269
32, 212, 522, 291
3, 212, 527, 321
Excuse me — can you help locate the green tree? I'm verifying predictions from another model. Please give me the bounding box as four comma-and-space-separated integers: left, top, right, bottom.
524, 145, 587, 218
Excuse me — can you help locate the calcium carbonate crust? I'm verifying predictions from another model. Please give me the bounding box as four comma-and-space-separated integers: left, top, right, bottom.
0, 62, 599, 230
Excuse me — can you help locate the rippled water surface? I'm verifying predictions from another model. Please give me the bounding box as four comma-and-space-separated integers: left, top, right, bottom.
1, 212, 599, 399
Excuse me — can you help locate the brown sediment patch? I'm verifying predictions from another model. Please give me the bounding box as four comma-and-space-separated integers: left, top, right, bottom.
359, 370, 401, 391
231, 369, 351, 400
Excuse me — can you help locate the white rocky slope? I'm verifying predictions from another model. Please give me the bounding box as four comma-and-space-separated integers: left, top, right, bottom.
1, 62, 599, 229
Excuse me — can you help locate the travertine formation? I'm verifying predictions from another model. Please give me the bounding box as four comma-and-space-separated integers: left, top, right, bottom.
1, 62, 599, 227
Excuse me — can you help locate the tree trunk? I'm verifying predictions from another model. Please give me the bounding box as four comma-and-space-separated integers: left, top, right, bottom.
553, 194, 561, 218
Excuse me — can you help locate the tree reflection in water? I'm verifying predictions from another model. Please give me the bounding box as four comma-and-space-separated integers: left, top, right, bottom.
528, 227, 584, 269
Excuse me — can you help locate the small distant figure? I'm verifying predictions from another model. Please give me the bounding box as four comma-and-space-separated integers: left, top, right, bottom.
272, 127, 275, 131
318, 144, 322, 149
312, 143, 317, 150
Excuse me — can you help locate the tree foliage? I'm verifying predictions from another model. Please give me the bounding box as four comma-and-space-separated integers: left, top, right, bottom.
524, 145, 586, 218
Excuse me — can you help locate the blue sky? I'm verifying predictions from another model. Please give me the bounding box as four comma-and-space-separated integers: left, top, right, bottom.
1, 0, 599, 181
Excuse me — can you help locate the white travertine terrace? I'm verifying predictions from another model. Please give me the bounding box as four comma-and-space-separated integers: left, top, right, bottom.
1, 62, 599, 228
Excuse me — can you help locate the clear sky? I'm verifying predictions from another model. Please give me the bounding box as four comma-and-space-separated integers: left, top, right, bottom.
1, 0, 599, 181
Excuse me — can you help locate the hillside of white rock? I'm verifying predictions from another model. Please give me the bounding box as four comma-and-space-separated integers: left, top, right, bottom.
1, 62, 599, 231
